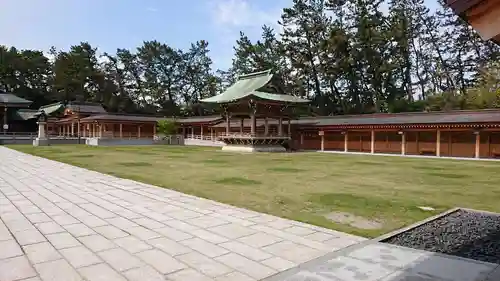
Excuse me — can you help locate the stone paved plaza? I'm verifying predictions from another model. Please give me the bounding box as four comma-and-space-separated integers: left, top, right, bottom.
0, 147, 365, 281
3, 146, 499, 281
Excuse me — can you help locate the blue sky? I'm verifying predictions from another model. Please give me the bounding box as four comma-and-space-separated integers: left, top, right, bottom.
0, 0, 439, 70
0, 0, 289, 70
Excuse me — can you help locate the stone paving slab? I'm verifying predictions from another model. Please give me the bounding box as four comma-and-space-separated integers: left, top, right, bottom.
263, 241, 500, 281
0, 147, 365, 281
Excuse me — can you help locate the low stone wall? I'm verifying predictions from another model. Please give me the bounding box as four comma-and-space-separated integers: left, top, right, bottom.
0, 137, 82, 145
85, 136, 186, 146
49, 138, 82, 145
0, 138, 33, 145
221, 144, 286, 152
184, 139, 224, 147
85, 138, 155, 146
155, 135, 185, 145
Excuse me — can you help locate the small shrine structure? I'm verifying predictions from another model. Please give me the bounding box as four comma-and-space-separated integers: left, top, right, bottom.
200, 69, 309, 152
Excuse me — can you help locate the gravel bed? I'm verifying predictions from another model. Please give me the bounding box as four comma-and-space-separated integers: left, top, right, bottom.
382, 209, 500, 264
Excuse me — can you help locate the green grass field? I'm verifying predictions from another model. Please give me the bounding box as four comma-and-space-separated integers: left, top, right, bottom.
9, 144, 500, 237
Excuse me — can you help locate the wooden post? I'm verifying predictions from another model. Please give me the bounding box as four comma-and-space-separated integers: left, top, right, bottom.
300, 134, 304, 145
138, 125, 141, 138
240, 119, 244, 133
401, 132, 406, 155
200, 125, 204, 138
320, 131, 325, 151
344, 131, 348, 152
264, 118, 269, 136
436, 129, 441, 157
250, 112, 256, 136
3, 107, 7, 133
82, 124, 86, 138
153, 123, 156, 137
119, 124, 123, 138
287, 119, 291, 136
99, 124, 103, 138
71, 122, 74, 137
225, 114, 230, 135
370, 129, 375, 154
475, 131, 480, 159
278, 118, 283, 136
182, 127, 186, 137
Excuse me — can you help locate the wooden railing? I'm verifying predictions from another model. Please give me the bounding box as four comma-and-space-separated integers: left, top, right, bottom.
217, 132, 292, 138
52, 132, 155, 139
185, 135, 219, 141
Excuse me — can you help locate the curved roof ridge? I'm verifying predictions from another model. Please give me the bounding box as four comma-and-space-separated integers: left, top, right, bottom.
237, 69, 272, 80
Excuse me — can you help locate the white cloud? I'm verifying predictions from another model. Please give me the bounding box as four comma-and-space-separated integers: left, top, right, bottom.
208, 0, 285, 42
208, 0, 284, 69
210, 0, 280, 29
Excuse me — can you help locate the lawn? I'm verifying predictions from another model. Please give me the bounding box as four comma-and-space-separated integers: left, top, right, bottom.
8, 144, 500, 237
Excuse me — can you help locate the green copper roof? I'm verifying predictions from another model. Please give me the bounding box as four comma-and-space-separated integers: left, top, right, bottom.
0, 93, 32, 107
200, 69, 309, 104
13, 109, 40, 121
250, 91, 309, 103
39, 102, 65, 115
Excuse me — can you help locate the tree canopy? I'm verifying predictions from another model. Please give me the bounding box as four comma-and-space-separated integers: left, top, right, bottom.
1, 0, 498, 116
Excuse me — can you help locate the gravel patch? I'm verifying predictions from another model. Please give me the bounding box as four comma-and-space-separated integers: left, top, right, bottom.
382, 209, 500, 264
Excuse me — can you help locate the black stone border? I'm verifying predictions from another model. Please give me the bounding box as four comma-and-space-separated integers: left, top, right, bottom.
374, 207, 461, 242
262, 207, 500, 281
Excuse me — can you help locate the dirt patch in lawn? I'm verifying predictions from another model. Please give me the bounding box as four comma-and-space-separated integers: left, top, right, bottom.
325, 211, 383, 230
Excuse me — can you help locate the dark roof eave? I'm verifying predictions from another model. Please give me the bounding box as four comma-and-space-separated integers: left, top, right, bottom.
1, 103, 32, 108
447, 0, 484, 14
307, 122, 500, 129
174, 116, 223, 124
78, 114, 166, 123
